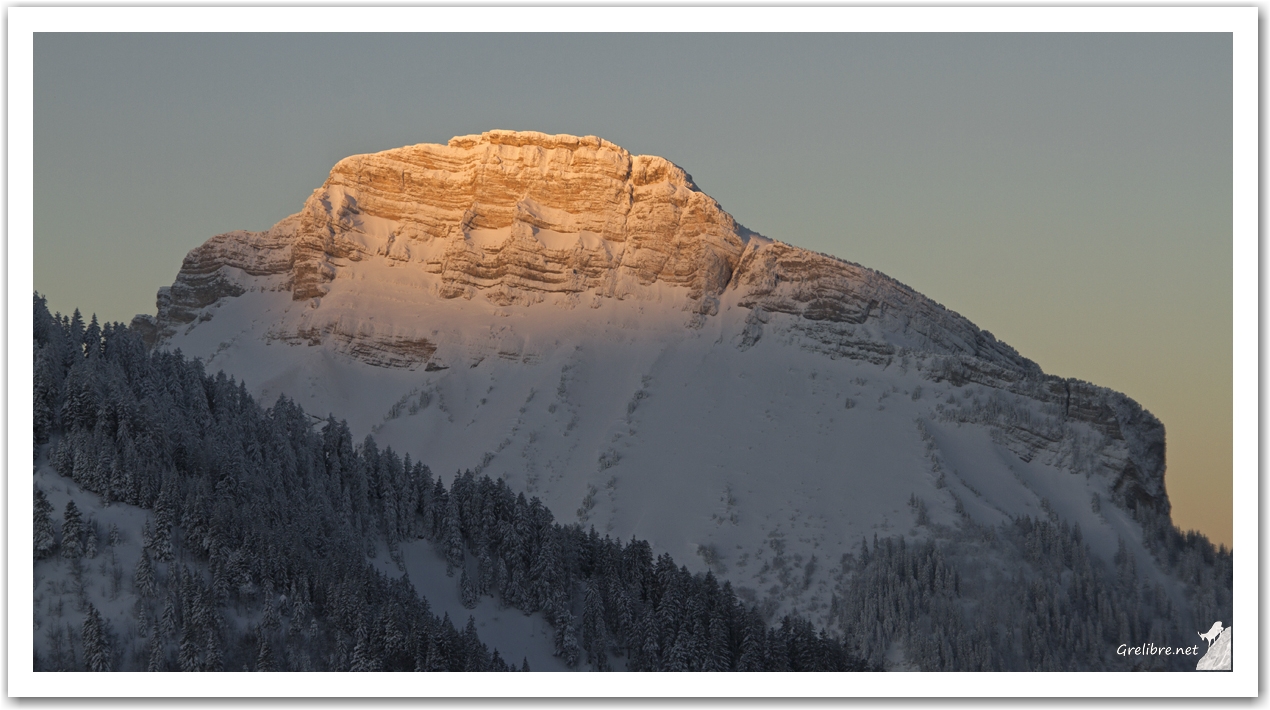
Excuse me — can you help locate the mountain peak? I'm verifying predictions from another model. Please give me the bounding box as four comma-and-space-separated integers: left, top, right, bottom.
141, 136, 1168, 522
150, 132, 742, 333
133, 135, 1177, 628
143, 133, 1060, 379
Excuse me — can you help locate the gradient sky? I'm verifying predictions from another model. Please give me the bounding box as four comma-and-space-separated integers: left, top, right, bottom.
32, 33, 1233, 547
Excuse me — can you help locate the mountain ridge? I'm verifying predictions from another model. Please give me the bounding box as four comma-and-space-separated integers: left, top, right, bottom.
134, 131, 1175, 629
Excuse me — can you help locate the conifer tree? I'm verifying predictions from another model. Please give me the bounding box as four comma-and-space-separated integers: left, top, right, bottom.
81, 604, 110, 672
425, 632, 447, 672
459, 568, 479, 609
84, 518, 98, 559
261, 593, 280, 632
581, 579, 609, 669
204, 630, 224, 672
61, 501, 84, 560
161, 596, 178, 638
256, 630, 275, 672
477, 550, 495, 597
133, 549, 157, 598
146, 623, 165, 672
704, 610, 732, 671
554, 611, 581, 668
349, 618, 379, 672
33, 345, 57, 450
736, 612, 766, 672
33, 487, 57, 559
83, 314, 101, 358
664, 627, 692, 672
178, 625, 200, 672
382, 614, 407, 669
152, 501, 174, 562
443, 495, 464, 577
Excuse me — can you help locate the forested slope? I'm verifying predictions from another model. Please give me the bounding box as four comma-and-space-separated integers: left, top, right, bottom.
32, 293, 869, 672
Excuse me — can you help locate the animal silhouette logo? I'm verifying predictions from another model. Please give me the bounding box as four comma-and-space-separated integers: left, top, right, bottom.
1198, 620, 1224, 646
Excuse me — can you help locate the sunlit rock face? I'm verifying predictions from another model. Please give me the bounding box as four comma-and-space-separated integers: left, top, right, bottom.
139, 131, 1172, 626
156, 130, 747, 318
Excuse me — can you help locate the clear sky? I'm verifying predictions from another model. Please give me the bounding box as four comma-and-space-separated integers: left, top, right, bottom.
32, 32, 1232, 547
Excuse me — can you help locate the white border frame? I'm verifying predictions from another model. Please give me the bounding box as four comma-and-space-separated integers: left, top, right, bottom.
7, 6, 1258, 698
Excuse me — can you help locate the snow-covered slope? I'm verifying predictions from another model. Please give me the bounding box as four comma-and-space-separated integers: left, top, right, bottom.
136, 130, 1172, 627
33, 464, 568, 672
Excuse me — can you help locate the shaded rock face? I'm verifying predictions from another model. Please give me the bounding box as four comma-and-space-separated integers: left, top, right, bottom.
143, 130, 1170, 516
280, 320, 438, 371
730, 240, 1037, 372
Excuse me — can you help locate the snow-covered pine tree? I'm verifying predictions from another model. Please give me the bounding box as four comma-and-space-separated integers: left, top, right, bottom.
735, 610, 767, 671
349, 617, 379, 672
67, 309, 84, 360
151, 499, 174, 563
423, 631, 447, 672
133, 549, 157, 598
261, 592, 280, 632
83, 517, 98, 559
81, 604, 110, 672
33, 344, 58, 452
60, 360, 99, 433
204, 630, 224, 672
459, 568, 478, 609
476, 549, 494, 598
256, 630, 275, 672
178, 624, 201, 672
83, 314, 101, 359
34, 487, 57, 559
663, 626, 693, 672
382, 613, 408, 670
704, 607, 732, 671
581, 579, 609, 669
554, 611, 581, 668
160, 595, 178, 638
146, 623, 164, 672
443, 495, 464, 577
60, 500, 84, 560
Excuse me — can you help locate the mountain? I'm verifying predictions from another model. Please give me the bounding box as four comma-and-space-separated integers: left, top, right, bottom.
129, 130, 1226, 668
